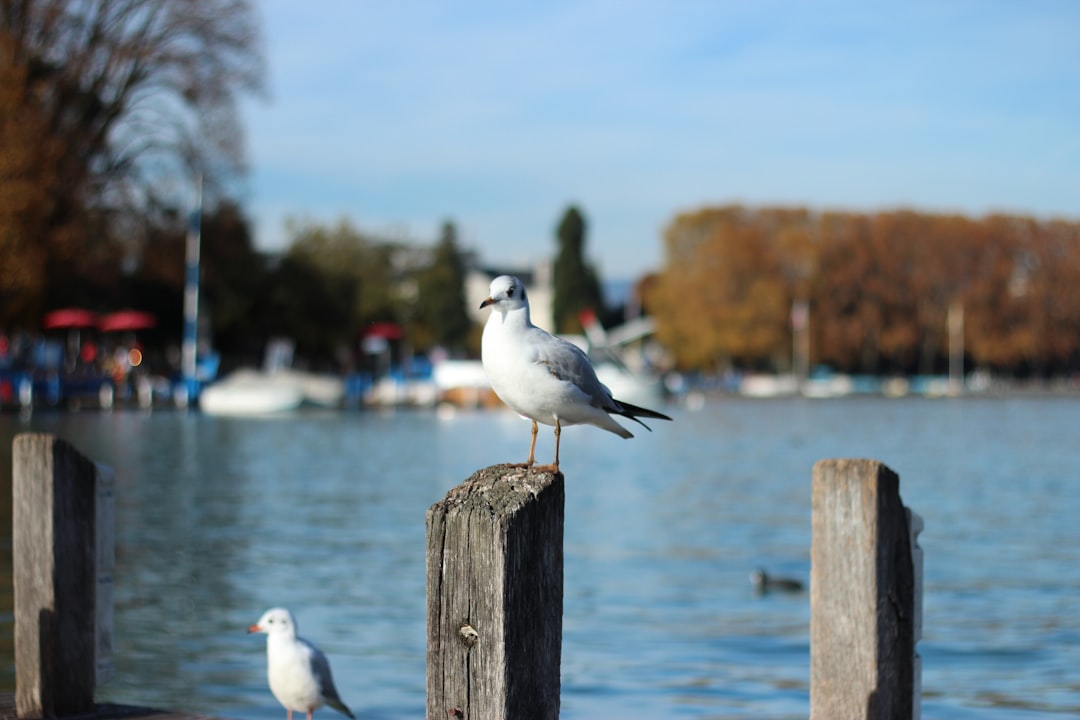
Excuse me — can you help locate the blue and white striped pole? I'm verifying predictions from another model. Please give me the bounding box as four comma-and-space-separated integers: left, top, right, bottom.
180, 176, 202, 403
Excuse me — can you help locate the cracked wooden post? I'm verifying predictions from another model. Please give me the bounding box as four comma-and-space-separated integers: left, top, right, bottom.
811, 458, 922, 720
13, 433, 113, 718
426, 464, 564, 720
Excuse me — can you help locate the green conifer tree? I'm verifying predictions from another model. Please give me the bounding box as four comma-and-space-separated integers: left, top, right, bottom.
552, 205, 604, 333
417, 220, 472, 353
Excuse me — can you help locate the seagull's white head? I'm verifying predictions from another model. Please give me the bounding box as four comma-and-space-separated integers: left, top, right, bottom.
247, 607, 298, 638
479, 275, 528, 314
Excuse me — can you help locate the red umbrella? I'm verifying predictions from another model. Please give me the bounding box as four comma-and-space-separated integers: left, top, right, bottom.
363, 322, 403, 340
42, 308, 99, 330
99, 310, 157, 333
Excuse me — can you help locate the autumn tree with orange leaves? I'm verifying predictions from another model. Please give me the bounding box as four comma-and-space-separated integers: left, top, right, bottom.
650, 205, 1080, 377
0, 0, 264, 326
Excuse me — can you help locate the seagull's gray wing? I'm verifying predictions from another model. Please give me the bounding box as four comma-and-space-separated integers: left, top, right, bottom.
530, 331, 617, 408
529, 328, 673, 429
303, 641, 355, 719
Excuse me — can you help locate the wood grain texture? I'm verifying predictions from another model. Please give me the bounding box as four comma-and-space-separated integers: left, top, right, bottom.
810, 458, 916, 720
426, 464, 564, 720
13, 433, 97, 718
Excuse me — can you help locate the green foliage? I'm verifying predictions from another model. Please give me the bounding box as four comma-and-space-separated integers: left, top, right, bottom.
266, 217, 402, 361
263, 252, 354, 361
200, 201, 267, 356
413, 220, 472, 354
552, 205, 604, 334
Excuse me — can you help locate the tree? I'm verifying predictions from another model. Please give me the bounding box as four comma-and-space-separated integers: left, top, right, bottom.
199, 200, 266, 356
652, 206, 792, 371
265, 217, 407, 366
552, 205, 603, 334
812, 212, 880, 372
653, 204, 1080, 377
0, 0, 264, 325
262, 251, 355, 365
414, 220, 472, 354
0, 35, 55, 323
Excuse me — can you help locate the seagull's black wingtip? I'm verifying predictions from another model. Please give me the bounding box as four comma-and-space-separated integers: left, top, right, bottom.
616, 399, 673, 423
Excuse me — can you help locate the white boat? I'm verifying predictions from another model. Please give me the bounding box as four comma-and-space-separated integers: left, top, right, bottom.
199, 370, 302, 415
272, 368, 346, 407
432, 359, 499, 407
739, 374, 799, 397
198, 368, 344, 415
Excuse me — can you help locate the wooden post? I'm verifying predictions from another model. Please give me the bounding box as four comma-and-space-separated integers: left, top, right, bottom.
95, 463, 116, 687
426, 464, 564, 720
13, 434, 100, 717
908, 508, 924, 720
810, 458, 921, 720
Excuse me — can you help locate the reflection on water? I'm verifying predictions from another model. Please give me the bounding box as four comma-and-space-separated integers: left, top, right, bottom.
2, 397, 1080, 718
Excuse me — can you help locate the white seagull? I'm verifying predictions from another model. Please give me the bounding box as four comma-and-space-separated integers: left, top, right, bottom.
248, 607, 355, 720
480, 274, 671, 472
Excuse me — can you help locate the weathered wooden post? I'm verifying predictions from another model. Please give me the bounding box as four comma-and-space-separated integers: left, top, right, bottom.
95, 463, 116, 688
426, 464, 564, 720
810, 458, 923, 720
13, 433, 114, 718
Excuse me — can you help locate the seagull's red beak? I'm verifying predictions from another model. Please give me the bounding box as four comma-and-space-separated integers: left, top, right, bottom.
479, 296, 494, 309
246, 624, 262, 634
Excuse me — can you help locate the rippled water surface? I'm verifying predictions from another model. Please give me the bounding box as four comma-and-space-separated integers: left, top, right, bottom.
2, 396, 1079, 718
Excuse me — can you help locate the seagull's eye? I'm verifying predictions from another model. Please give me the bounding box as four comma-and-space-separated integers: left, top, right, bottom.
507, 285, 516, 297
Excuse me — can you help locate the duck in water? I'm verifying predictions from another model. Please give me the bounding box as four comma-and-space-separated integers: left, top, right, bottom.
750, 568, 804, 594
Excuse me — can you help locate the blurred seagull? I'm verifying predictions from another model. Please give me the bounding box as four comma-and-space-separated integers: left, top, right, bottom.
248, 607, 355, 720
480, 274, 671, 472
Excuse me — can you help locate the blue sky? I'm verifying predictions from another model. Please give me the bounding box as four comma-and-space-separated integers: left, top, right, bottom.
239, 1, 1080, 280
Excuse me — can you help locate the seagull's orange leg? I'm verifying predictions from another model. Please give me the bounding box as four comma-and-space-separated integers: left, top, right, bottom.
509, 420, 539, 469
528, 420, 539, 466
553, 419, 561, 469
535, 419, 561, 474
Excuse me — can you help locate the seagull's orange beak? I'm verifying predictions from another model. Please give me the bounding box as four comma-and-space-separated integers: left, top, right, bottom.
480, 296, 494, 309
246, 624, 262, 634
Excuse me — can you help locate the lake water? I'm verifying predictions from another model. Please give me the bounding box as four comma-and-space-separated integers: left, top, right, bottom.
1, 396, 1079, 719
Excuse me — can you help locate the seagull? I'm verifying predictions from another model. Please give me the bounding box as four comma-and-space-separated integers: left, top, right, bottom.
480, 274, 672, 472
247, 607, 355, 720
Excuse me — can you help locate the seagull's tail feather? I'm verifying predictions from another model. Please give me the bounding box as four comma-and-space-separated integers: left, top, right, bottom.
614, 400, 673, 432
326, 696, 355, 719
